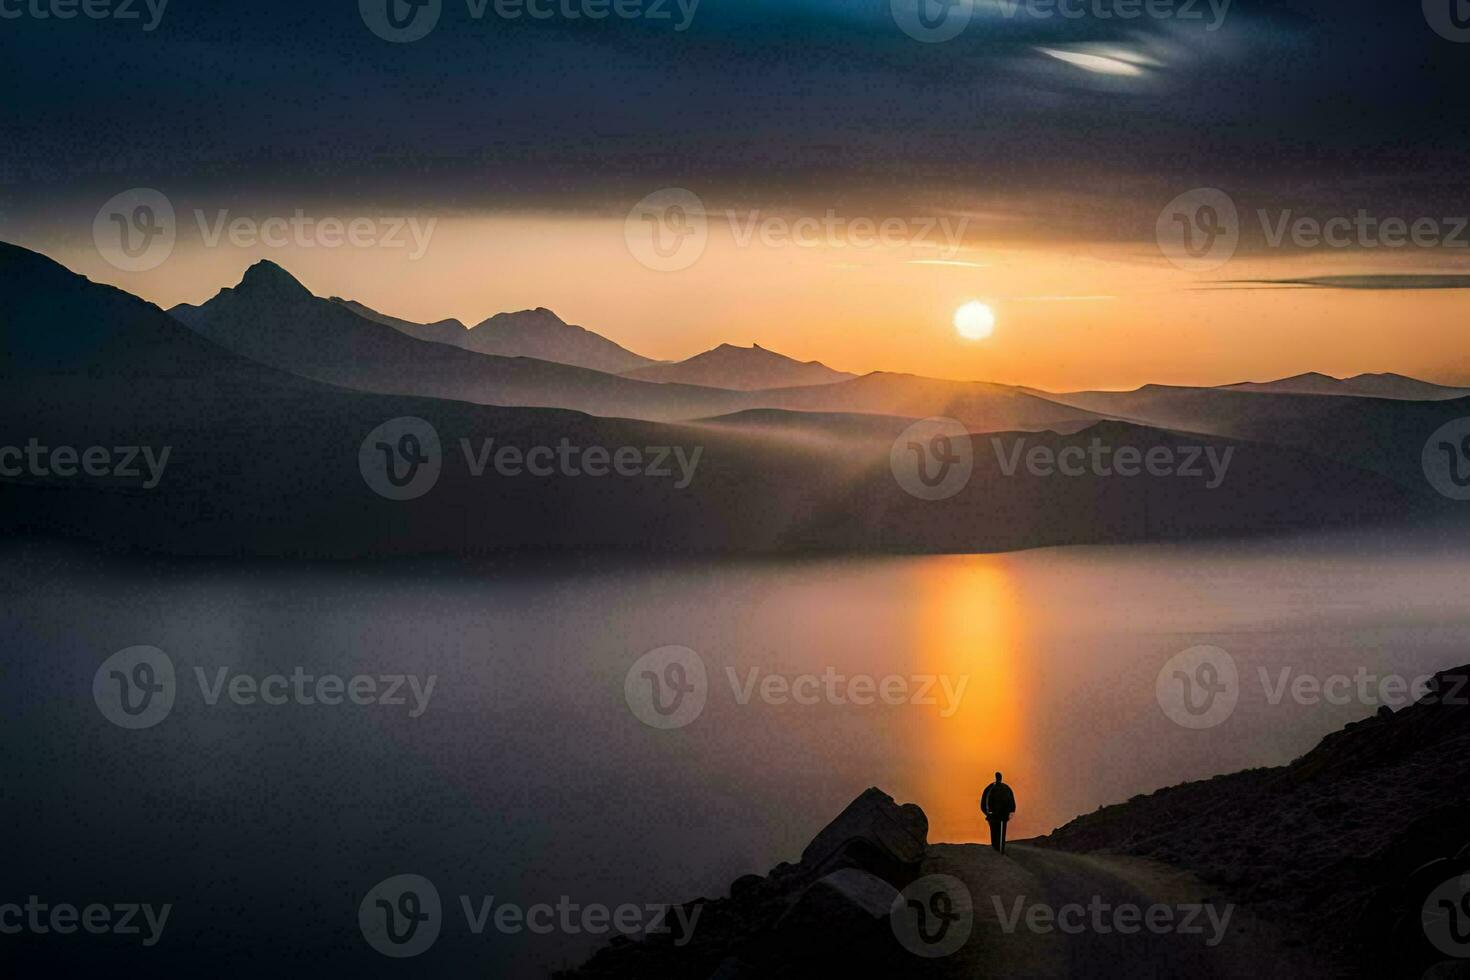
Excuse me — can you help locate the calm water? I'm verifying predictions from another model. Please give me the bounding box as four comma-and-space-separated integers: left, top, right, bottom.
3, 531, 1469, 976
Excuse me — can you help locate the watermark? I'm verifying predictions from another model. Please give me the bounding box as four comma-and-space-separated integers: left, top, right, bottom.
1422, 872, 1470, 958
0, 898, 172, 947
623, 646, 970, 730
992, 895, 1234, 947
93, 190, 437, 270
359, 0, 698, 43
359, 417, 704, 501
1155, 645, 1238, 729
1423, 418, 1470, 501
991, 437, 1234, 488
891, 875, 973, 958
624, 188, 972, 272
1156, 647, 1467, 729
890, 0, 1226, 43
93, 646, 438, 728
1158, 188, 1470, 270
0, 439, 171, 488
994, 0, 1229, 28
1156, 188, 1238, 271
194, 210, 436, 260
0, 0, 168, 31
890, 417, 973, 501
93, 188, 175, 272
358, 874, 700, 958
93, 646, 176, 730
1424, 0, 1470, 43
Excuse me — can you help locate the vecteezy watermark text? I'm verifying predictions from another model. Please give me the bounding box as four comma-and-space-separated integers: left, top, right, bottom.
624, 188, 972, 272
1156, 646, 1467, 729
358, 874, 700, 958
0, 0, 168, 31
0, 898, 171, 946
194, 210, 436, 260
1158, 187, 1470, 270
623, 646, 970, 729
0, 439, 171, 488
993, 895, 1234, 947
992, 437, 1234, 489
359, 0, 699, 43
93, 646, 438, 729
359, 417, 703, 501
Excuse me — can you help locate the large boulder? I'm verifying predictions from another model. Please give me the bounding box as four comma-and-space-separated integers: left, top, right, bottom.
799, 787, 929, 886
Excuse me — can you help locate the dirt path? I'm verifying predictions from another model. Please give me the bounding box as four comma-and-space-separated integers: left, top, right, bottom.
921, 843, 1316, 978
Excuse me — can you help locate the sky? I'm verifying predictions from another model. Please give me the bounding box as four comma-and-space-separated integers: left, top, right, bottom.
3, 0, 1469, 389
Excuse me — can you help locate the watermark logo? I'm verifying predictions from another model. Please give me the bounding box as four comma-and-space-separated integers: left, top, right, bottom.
1422, 872, 1470, 957
891, 417, 973, 501
624, 645, 708, 729
93, 646, 176, 730
360, 417, 443, 501
360, 874, 443, 958
1156, 188, 1238, 271
1424, 0, 1470, 42
891, 0, 973, 42
1156, 645, 1238, 729
891, 874, 973, 957
93, 188, 175, 273
1423, 418, 1470, 501
360, 0, 442, 42
625, 188, 708, 272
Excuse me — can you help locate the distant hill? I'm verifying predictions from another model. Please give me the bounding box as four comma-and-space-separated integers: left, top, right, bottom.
1221, 372, 1470, 400
623, 343, 853, 390
332, 297, 658, 375
754, 372, 1107, 434
1034, 382, 1470, 489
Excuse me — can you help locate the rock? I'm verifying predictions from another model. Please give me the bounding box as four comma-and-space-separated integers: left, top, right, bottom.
730, 874, 765, 902
799, 787, 929, 886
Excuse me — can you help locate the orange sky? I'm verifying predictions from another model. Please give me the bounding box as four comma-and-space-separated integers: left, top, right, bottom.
33, 214, 1470, 392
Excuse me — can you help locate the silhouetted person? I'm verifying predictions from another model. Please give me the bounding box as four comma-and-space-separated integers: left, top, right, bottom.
980, 772, 1016, 854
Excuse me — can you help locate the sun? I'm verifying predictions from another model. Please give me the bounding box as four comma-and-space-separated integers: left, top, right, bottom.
954, 300, 996, 341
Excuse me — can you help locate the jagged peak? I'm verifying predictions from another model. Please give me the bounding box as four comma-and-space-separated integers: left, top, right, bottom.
236, 259, 311, 297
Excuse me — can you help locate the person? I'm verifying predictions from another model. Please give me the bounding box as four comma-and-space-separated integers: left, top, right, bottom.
980, 772, 1016, 854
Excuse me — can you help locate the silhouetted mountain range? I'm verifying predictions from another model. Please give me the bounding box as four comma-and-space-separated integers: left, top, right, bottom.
334, 297, 658, 374
622, 343, 854, 389
1, 242, 1464, 557
168, 260, 744, 421
1220, 372, 1470, 400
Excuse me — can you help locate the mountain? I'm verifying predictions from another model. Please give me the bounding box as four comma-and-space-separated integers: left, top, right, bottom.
0, 242, 291, 384
3, 244, 1459, 560
1221, 372, 1470, 400
332, 297, 658, 374
622, 343, 853, 390
168, 261, 743, 422
330, 297, 466, 347
752, 372, 1108, 434
1034, 382, 1470, 488
1038, 663, 1470, 976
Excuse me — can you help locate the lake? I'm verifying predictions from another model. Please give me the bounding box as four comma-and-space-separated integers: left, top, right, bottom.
3, 529, 1469, 976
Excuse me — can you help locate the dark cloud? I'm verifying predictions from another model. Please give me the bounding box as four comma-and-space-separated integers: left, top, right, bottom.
2, 0, 1468, 230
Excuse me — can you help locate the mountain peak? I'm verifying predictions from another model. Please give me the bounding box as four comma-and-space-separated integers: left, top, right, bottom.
474, 307, 569, 331
237, 259, 311, 298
